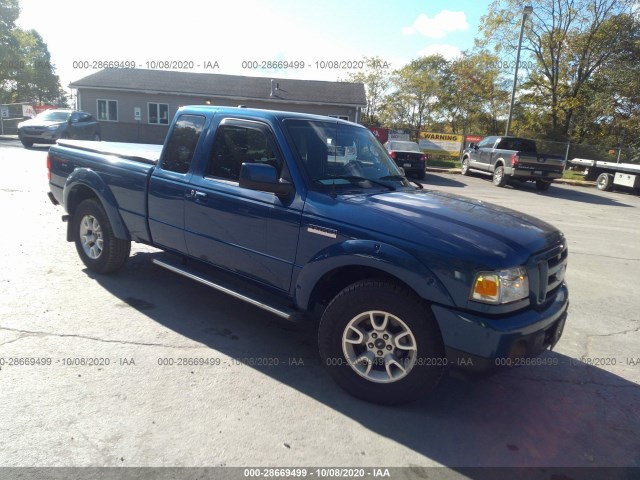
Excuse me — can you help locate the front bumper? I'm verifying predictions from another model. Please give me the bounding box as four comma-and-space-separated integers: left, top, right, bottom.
432, 283, 568, 371
19, 131, 59, 143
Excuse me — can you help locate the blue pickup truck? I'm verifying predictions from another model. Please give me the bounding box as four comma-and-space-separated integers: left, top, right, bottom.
47, 106, 569, 405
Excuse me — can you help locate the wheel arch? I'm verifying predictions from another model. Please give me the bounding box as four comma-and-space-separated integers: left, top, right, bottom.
492, 158, 506, 172
295, 240, 453, 314
63, 170, 129, 241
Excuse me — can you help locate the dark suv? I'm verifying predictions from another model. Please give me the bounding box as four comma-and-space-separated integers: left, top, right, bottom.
17, 109, 101, 148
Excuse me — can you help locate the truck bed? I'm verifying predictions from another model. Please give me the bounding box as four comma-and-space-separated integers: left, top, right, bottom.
56, 140, 163, 165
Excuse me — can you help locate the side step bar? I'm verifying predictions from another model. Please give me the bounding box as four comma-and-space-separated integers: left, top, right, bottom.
152, 258, 303, 322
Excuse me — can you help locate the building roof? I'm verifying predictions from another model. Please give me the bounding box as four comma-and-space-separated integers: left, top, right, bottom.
70, 69, 367, 107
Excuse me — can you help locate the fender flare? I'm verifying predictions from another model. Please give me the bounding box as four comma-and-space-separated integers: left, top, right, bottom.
491, 158, 506, 173
63, 168, 130, 240
294, 239, 453, 310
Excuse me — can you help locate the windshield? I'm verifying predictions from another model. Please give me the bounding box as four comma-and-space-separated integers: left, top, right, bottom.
285, 120, 410, 190
389, 141, 421, 152
36, 110, 71, 122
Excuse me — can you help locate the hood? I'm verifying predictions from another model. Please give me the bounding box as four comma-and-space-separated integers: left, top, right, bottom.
307, 188, 564, 270
19, 118, 65, 128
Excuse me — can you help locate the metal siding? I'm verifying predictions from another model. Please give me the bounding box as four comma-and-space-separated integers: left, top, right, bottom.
76, 88, 355, 143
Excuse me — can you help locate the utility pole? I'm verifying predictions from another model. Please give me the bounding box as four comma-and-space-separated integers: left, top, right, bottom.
505, 6, 533, 137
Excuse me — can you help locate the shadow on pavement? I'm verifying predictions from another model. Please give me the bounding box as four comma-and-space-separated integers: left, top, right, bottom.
88, 251, 640, 473
460, 173, 634, 207
423, 173, 467, 188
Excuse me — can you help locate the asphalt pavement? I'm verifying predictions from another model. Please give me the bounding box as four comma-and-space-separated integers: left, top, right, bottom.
0, 139, 638, 474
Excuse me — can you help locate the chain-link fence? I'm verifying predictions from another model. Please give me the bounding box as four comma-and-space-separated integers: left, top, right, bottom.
0, 103, 35, 135
534, 139, 638, 166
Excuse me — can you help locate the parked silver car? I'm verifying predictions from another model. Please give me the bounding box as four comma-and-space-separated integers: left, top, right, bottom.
18, 109, 101, 148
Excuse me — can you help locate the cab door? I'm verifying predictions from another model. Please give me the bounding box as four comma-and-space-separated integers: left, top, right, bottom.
184, 118, 301, 292
148, 114, 207, 254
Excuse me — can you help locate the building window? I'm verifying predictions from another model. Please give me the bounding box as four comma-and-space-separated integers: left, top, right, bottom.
148, 103, 169, 125
97, 99, 118, 121
328, 114, 349, 121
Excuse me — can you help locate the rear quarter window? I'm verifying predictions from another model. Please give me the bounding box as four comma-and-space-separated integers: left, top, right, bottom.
161, 114, 206, 174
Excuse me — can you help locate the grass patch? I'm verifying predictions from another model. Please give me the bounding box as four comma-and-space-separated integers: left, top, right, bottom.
429, 158, 460, 169
563, 169, 586, 180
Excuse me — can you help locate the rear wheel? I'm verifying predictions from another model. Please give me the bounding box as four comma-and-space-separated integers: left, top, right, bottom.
492, 165, 508, 187
416, 170, 426, 180
535, 180, 552, 191
318, 280, 445, 405
596, 173, 614, 191
73, 199, 130, 273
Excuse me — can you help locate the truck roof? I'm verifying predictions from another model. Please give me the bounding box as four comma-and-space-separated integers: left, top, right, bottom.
176, 105, 365, 128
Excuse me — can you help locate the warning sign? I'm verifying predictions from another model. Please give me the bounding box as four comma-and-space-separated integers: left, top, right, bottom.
418, 132, 464, 157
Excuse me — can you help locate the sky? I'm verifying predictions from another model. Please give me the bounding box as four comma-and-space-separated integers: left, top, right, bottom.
16, 0, 491, 91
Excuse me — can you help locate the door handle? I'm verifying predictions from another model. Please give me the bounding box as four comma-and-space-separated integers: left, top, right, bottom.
194, 191, 208, 203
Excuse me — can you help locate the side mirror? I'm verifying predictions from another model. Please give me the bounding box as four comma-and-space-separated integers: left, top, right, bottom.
239, 163, 293, 197
469, 143, 478, 150
398, 167, 406, 176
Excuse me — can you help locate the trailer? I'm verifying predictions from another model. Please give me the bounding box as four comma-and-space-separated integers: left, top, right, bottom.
570, 158, 640, 193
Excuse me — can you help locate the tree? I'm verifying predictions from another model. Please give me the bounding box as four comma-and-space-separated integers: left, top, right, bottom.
11, 29, 64, 104
438, 51, 510, 135
380, 55, 447, 133
346, 57, 391, 126
479, 0, 636, 140
0, 0, 20, 101
0, 0, 64, 105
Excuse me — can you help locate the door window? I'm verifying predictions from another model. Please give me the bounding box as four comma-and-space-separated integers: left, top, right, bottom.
206, 124, 281, 181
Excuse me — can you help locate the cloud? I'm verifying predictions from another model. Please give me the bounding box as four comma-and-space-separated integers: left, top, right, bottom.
417, 44, 462, 60
403, 10, 468, 39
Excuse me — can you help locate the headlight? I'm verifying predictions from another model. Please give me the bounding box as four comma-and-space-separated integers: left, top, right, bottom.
17, 122, 24, 129
471, 266, 529, 304
47, 125, 60, 131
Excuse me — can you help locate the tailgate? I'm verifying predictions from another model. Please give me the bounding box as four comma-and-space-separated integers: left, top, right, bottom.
516, 152, 565, 172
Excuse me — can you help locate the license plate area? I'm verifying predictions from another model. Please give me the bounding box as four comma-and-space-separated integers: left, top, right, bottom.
403, 163, 412, 168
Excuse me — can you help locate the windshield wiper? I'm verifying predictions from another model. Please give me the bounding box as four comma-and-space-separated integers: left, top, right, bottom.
315, 175, 396, 191
379, 174, 423, 189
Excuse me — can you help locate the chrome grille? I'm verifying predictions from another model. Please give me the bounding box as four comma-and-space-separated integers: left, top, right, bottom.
533, 243, 568, 305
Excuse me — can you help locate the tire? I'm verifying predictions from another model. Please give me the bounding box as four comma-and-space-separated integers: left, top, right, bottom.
535, 180, 552, 191
596, 173, 614, 191
20, 139, 34, 148
461, 157, 470, 176
416, 170, 426, 180
72, 199, 131, 274
492, 165, 508, 187
318, 280, 445, 405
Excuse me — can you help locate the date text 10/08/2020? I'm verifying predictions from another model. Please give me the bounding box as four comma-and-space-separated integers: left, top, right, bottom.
69, 59, 393, 71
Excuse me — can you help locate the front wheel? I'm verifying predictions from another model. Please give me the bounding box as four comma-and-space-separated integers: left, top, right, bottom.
318, 280, 445, 405
20, 139, 34, 148
72, 199, 131, 273
461, 157, 470, 176
492, 165, 508, 187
